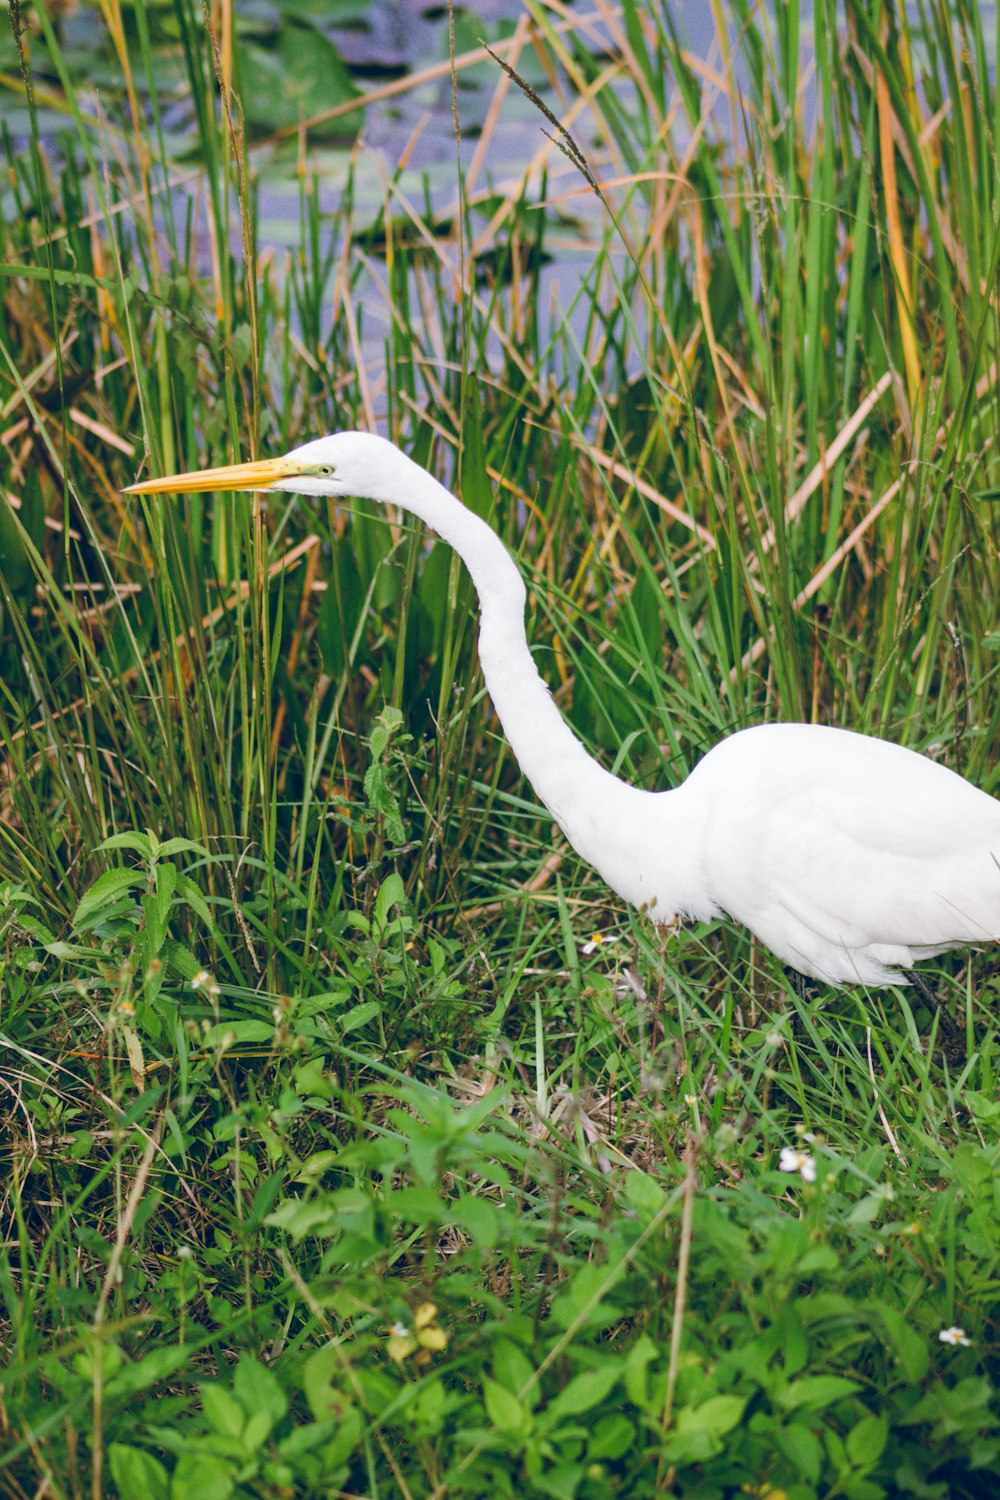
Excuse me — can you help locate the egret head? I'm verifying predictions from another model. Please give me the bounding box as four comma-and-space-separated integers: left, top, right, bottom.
123, 430, 410, 503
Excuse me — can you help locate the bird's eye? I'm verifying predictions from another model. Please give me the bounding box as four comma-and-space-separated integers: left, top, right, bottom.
318, 465, 334, 477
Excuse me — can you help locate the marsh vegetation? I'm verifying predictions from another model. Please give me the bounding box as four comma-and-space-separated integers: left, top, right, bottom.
1, 2, 999, 1495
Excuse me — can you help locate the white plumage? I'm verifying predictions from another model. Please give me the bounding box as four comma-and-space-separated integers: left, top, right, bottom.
126, 431, 1000, 988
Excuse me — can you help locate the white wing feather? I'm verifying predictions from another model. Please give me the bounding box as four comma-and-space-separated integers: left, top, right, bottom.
691, 724, 1000, 984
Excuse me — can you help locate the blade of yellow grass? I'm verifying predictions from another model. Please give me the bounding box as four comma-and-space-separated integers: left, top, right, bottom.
876, 17, 921, 409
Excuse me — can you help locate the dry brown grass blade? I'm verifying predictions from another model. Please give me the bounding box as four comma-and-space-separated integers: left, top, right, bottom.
750, 369, 895, 565
576, 438, 716, 547
739, 357, 999, 674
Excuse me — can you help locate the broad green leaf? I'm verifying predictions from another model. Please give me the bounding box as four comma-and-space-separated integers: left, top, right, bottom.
154, 860, 178, 929
156, 837, 210, 859
202, 1021, 274, 1046
483, 1376, 528, 1434
175, 875, 213, 928
675, 1393, 747, 1437
846, 1412, 889, 1467
375, 872, 406, 929
73, 868, 142, 930
201, 1383, 245, 1439
339, 1000, 381, 1034
624, 1335, 658, 1408
170, 1452, 233, 1500
238, 24, 359, 136
109, 1445, 169, 1500
774, 1421, 823, 1482
452, 1192, 499, 1248
99, 832, 153, 858
778, 1375, 862, 1411
545, 1360, 622, 1421
877, 1304, 929, 1383
493, 1339, 535, 1401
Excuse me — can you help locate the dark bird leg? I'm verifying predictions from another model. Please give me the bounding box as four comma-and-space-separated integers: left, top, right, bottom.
790, 969, 812, 1003
905, 969, 966, 1065
786, 968, 812, 1048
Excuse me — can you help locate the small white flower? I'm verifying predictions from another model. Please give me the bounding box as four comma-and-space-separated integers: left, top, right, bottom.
581, 932, 621, 956
938, 1326, 972, 1347
391, 1321, 410, 1337
779, 1146, 817, 1182
190, 969, 210, 990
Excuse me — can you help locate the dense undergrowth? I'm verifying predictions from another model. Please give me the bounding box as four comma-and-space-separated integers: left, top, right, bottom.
1, 0, 999, 1495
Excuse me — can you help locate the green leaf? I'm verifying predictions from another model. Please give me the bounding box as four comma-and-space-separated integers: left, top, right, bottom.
587, 1412, 636, 1461
624, 1169, 667, 1216
846, 1412, 889, 1467
877, 1303, 929, 1383
246, 1170, 285, 1231
233, 1357, 289, 1429
109, 1445, 169, 1500
452, 1192, 499, 1248
676, 1393, 747, 1437
624, 1334, 658, 1408
142, 891, 166, 958
174, 875, 213, 929
484, 1376, 529, 1434
774, 1421, 823, 1482
318, 543, 365, 679
546, 1360, 622, 1421
170, 1453, 233, 1500
368, 705, 405, 762
201, 1383, 246, 1438
778, 1375, 862, 1411
302, 1346, 358, 1425
493, 1339, 535, 1400
156, 837, 210, 859
459, 377, 495, 520
374, 872, 406, 929
154, 860, 178, 927
339, 1000, 381, 1034
202, 1021, 274, 1046
99, 832, 153, 858
238, 24, 359, 136
550, 1264, 619, 1331
73, 868, 142, 930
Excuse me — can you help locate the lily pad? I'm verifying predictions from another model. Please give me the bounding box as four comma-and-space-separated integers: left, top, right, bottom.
238, 23, 360, 137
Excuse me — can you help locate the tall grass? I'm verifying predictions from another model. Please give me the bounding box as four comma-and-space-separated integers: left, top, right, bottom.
1, 1, 999, 1495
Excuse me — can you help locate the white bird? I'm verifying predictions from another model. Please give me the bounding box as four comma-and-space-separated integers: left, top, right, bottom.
126, 431, 1000, 996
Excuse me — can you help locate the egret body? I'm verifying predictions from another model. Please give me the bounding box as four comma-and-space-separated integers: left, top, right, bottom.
126, 432, 1000, 989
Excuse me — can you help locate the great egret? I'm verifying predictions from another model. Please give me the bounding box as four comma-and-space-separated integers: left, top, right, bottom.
126, 431, 1000, 996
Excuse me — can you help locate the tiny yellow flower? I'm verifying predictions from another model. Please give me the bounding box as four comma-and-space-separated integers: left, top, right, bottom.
387, 1303, 448, 1364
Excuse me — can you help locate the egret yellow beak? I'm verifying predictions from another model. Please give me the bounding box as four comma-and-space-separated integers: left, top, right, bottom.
123, 456, 307, 495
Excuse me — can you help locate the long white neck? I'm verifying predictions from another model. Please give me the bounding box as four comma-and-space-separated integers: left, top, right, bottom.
371, 452, 706, 919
